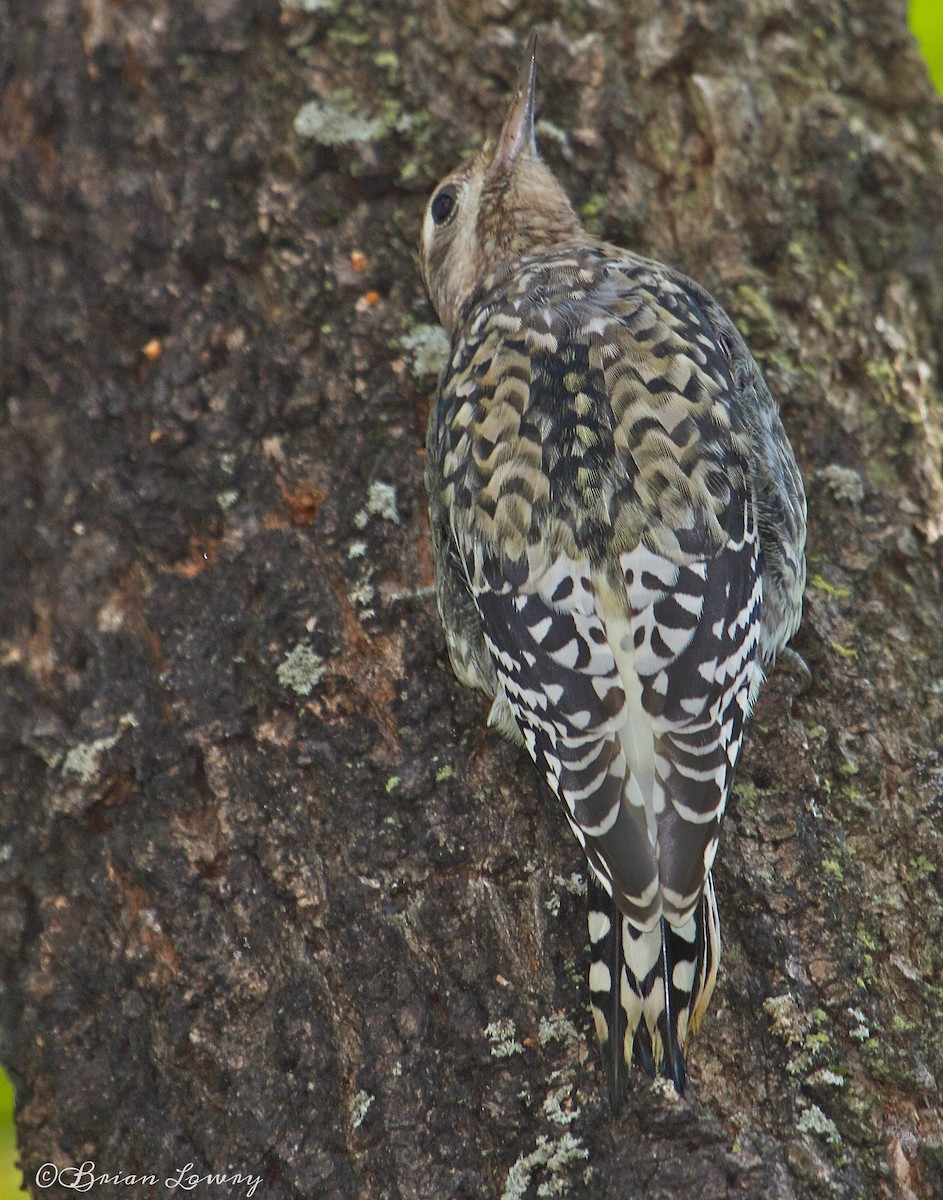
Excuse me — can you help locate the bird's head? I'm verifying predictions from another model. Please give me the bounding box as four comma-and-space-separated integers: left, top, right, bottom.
419, 32, 583, 334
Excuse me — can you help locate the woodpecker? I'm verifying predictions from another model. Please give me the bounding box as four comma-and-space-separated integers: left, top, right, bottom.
419, 32, 806, 1110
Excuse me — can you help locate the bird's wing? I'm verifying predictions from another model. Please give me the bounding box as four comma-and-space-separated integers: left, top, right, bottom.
460, 538, 663, 927
618, 495, 762, 924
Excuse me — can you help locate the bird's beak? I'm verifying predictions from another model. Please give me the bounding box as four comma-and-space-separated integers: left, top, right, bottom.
490, 30, 538, 173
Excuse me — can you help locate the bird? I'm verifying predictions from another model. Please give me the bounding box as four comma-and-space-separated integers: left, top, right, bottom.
418, 31, 806, 1110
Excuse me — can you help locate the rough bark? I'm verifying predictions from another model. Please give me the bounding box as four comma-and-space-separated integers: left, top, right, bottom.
1, 1, 942, 1198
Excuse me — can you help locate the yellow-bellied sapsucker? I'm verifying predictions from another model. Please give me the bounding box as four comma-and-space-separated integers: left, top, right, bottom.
419, 32, 806, 1109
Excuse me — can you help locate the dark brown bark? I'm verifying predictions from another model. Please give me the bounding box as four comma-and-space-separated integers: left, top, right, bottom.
1, 2, 942, 1198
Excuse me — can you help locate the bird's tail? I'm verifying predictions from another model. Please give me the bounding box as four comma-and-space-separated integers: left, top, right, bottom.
587, 872, 720, 1111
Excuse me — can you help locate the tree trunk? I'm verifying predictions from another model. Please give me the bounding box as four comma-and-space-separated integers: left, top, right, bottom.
1, 1, 942, 1197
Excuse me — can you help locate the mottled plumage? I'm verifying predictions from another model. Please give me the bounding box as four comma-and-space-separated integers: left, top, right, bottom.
420, 33, 806, 1108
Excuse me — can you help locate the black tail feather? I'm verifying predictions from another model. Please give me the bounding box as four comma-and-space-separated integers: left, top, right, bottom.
587, 875, 630, 1113
658, 920, 688, 1094
587, 875, 721, 1108
633, 1018, 655, 1079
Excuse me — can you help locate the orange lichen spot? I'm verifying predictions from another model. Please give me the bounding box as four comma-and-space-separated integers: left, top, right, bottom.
282, 480, 326, 526
142, 338, 162, 361
350, 250, 368, 274
171, 536, 220, 578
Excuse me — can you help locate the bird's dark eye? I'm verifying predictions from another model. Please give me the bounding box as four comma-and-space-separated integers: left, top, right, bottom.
430, 187, 457, 225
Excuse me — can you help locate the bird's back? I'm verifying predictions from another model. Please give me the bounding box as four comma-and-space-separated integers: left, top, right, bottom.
434, 242, 761, 577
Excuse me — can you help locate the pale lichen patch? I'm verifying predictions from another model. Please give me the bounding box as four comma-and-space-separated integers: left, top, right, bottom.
400, 324, 450, 380
350, 1089, 374, 1130
62, 714, 138, 784
485, 1017, 524, 1058
294, 99, 383, 145
500, 1132, 588, 1200
277, 643, 326, 696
